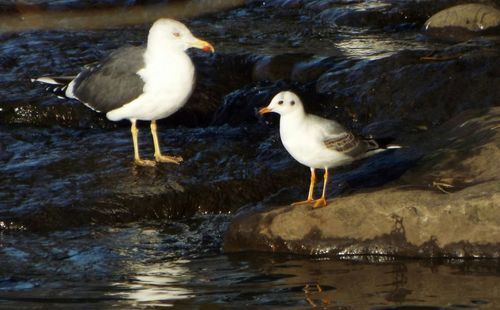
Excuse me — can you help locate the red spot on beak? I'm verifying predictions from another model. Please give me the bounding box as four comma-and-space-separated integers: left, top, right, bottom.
202, 45, 213, 53
193, 39, 214, 53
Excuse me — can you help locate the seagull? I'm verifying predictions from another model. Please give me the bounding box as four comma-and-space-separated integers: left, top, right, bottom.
259, 91, 400, 208
33, 18, 214, 166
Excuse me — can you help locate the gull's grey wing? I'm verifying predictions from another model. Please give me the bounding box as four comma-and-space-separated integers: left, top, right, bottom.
70, 45, 146, 113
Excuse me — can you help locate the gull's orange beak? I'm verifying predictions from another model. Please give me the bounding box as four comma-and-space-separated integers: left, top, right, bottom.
192, 38, 215, 53
258, 107, 272, 115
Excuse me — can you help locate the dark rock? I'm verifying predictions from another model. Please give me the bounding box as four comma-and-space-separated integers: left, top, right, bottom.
252, 53, 313, 81
0, 25, 256, 129
290, 56, 340, 82
267, 0, 500, 32
252, 53, 341, 83
0, 125, 301, 231
424, 4, 500, 41
317, 6, 396, 29
0, 49, 255, 128
211, 81, 286, 127
166, 52, 256, 127
211, 80, 328, 126
224, 107, 500, 258
316, 40, 500, 129
2, 1, 499, 261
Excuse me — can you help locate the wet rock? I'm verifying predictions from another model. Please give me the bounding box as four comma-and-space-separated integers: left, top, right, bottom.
317, 5, 396, 29
224, 107, 500, 258
211, 80, 328, 126
290, 56, 340, 82
0, 37, 254, 129
1, 0, 499, 249
252, 53, 341, 83
166, 52, 256, 127
424, 4, 500, 41
252, 53, 312, 81
267, 0, 500, 32
211, 81, 286, 127
316, 40, 500, 128
0, 21, 257, 128
0, 124, 304, 231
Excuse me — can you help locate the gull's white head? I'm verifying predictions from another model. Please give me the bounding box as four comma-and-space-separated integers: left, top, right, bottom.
147, 18, 214, 53
259, 91, 304, 116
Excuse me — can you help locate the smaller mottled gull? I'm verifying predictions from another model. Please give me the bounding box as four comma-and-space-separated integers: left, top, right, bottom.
259, 91, 400, 208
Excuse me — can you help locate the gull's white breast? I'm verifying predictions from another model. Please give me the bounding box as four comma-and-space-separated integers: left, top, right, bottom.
280, 115, 352, 169
107, 51, 194, 121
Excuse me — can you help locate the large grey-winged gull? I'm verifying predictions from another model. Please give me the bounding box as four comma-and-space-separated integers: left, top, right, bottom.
34, 18, 214, 166
259, 91, 400, 208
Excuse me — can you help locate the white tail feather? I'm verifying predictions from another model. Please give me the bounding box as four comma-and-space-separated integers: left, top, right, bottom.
31, 77, 63, 85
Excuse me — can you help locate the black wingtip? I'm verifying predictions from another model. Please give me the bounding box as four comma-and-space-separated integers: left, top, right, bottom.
32, 76, 75, 99
373, 137, 397, 149
365, 137, 403, 150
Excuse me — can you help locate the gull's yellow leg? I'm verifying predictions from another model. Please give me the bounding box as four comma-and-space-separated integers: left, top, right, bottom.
292, 168, 316, 206
150, 120, 183, 164
313, 168, 328, 208
131, 119, 156, 166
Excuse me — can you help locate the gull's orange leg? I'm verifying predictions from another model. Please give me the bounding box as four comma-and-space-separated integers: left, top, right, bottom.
131, 119, 156, 167
292, 168, 316, 206
150, 120, 183, 164
313, 168, 329, 208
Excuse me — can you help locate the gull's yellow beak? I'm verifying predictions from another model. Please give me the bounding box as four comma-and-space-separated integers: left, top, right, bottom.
258, 107, 272, 115
191, 38, 215, 53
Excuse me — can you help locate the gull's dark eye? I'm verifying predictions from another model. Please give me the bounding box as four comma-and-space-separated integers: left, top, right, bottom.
173, 32, 181, 37
290, 100, 295, 106
278, 100, 283, 105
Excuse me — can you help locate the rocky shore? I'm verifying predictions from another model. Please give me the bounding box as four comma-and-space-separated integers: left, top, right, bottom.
1, 1, 499, 257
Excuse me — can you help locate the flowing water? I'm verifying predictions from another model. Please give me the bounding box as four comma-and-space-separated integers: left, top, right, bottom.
1, 1, 499, 309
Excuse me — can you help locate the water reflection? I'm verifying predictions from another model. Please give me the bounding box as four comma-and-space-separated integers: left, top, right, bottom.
0, 225, 499, 308
114, 259, 194, 308
175, 255, 500, 308
303, 283, 331, 308
335, 34, 430, 60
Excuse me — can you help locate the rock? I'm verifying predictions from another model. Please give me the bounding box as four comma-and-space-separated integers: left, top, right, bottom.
211, 81, 286, 126
317, 6, 393, 29
253, 53, 311, 81
266, 0, 500, 32
290, 56, 339, 83
0, 124, 301, 231
0, 28, 255, 128
224, 107, 500, 258
168, 52, 256, 127
211, 80, 328, 126
251, 53, 342, 83
316, 41, 500, 128
424, 4, 500, 40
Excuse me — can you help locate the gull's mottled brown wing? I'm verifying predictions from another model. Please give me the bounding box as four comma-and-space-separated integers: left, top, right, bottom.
324, 132, 381, 157
324, 132, 360, 152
